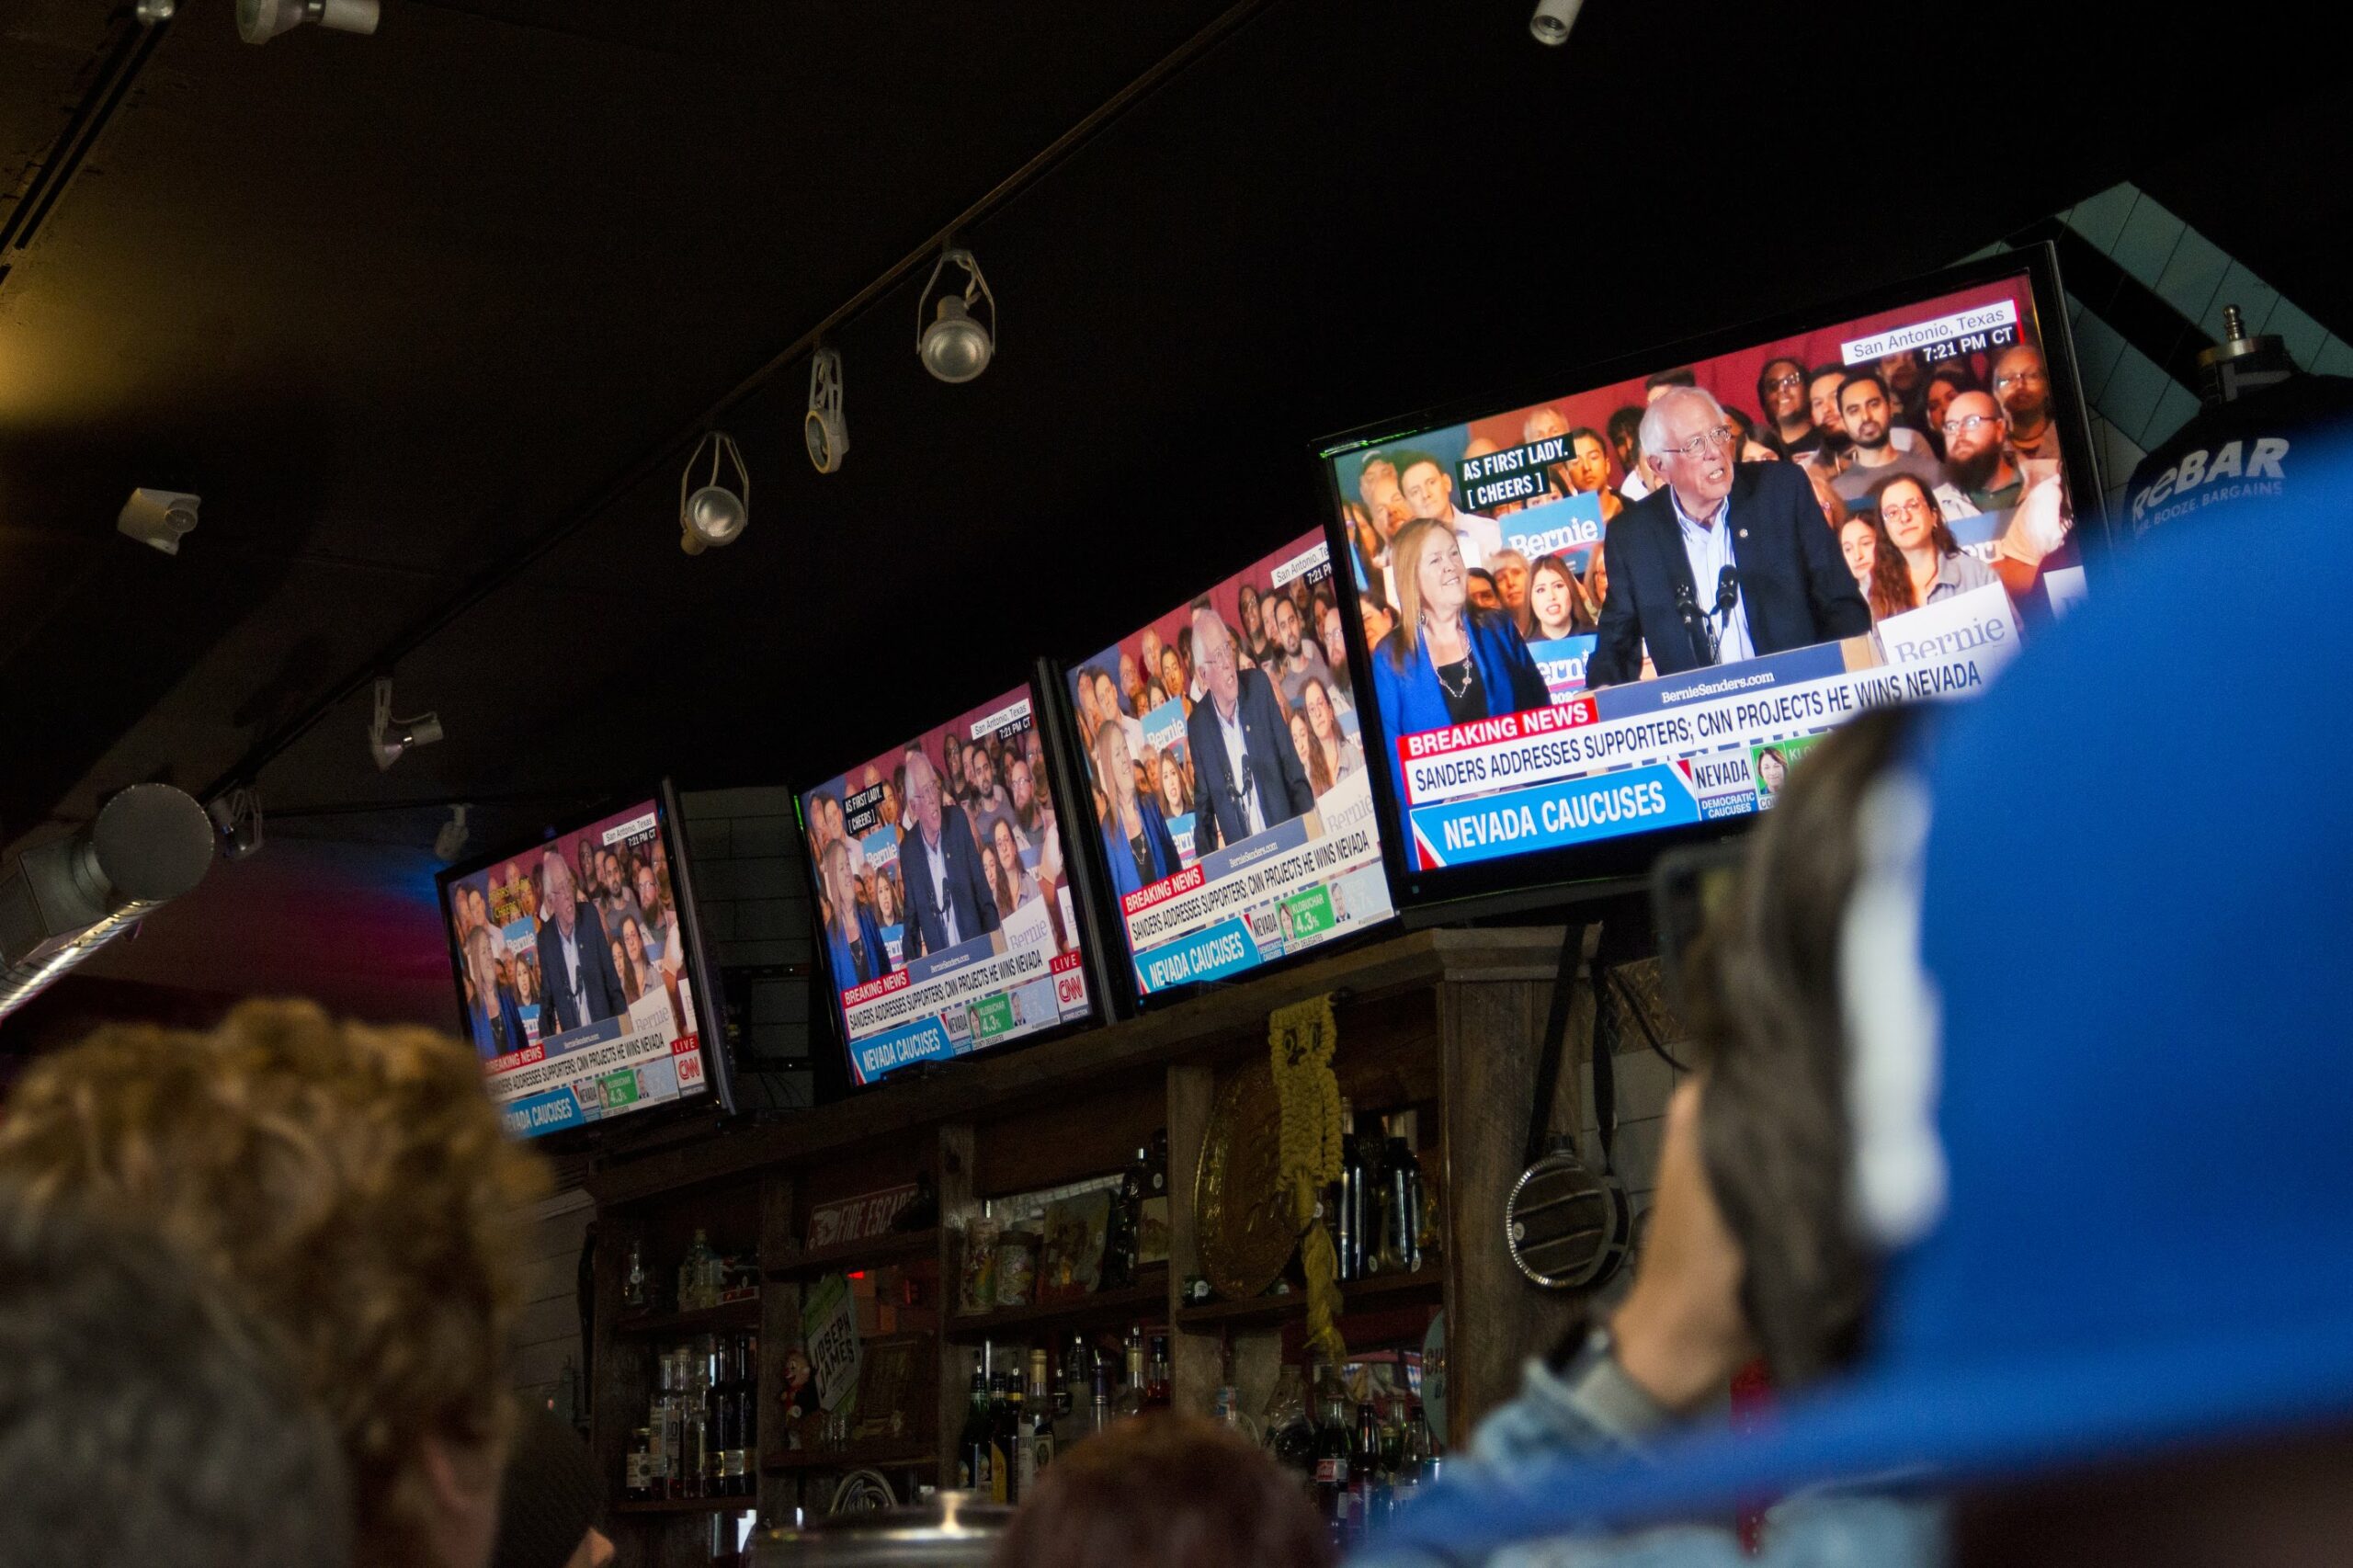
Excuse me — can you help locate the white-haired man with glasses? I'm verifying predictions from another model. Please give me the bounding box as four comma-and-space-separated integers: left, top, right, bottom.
1586, 386, 1871, 687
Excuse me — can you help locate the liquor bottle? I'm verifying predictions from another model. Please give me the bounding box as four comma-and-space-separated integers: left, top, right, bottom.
647, 1352, 675, 1499
1143, 1334, 1172, 1410
1396, 1403, 1436, 1505
958, 1369, 994, 1494
622, 1238, 651, 1312
682, 1344, 710, 1498
734, 1333, 760, 1495
1022, 1347, 1054, 1489
1347, 1400, 1386, 1541
1088, 1355, 1114, 1439
1053, 1339, 1091, 1452
1312, 1369, 1352, 1543
714, 1336, 741, 1497
664, 1349, 689, 1500
1113, 1325, 1146, 1418
1380, 1135, 1424, 1275
1102, 1153, 1145, 1290
1267, 1366, 1316, 1494
1333, 1104, 1362, 1281
997, 1371, 1026, 1504
626, 1426, 654, 1501
679, 1230, 716, 1312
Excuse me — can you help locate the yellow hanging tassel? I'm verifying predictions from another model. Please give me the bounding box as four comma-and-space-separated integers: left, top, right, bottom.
1270, 993, 1346, 1368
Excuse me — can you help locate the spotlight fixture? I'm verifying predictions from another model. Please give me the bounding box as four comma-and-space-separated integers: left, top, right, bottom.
915, 245, 997, 384
134, 0, 176, 22
1, 784, 217, 1020
236, 0, 380, 44
805, 348, 848, 474
434, 805, 471, 863
205, 787, 266, 862
679, 432, 750, 555
117, 488, 200, 556
369, 676, 444, 771
1529, 0, 1584, 45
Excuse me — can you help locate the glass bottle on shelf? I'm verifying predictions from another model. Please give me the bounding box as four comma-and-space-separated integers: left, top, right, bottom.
1267, 1365, 1315, 1492
1103, 1159, 1142, 1290
1333, 1102, 1363, 1281
1348, 1400, 1387, 1540
1088, 1353, 1114, 1439
734, 1332, 759, 1494
995, 1370, 1023, 1505
1113, 1325, 1146, 1418
1143, 1334, 1172, 1410
626, 1426, 654, 1501
958, 1368, 994, 1494
1396, 1402, 1437, 1502
1023, 1346, 1055, 1486
1380, 1134, 1425, 1275
623, 1238, 651, 1312
664, 1348, 689, 1499
682, 1342, 710, 1498
713, 1335, 741, 1496
1053, 1338, 1091, 1452
679, 1229, 717, 1312
1312, 1366, 1352, 1543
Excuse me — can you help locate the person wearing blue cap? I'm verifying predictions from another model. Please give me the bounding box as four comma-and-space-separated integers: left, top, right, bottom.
1364, 445, 2353, 1568
1356, 703, 1936, 1568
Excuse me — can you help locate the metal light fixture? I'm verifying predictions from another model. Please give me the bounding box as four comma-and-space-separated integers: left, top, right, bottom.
434, 804, 471, 863
915, 246, 997, 384
118, 488, 200, 555
369, 676, 444, 771
0, 784, 218, 1021
805, 348, 848, 474
679, 431, 750, 555
1529, 0, 1584, 45
206, 787, 265, 862
236, 0, 380, 44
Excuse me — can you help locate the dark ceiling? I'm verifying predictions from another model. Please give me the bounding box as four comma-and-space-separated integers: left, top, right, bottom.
3, 0, 2344, 1014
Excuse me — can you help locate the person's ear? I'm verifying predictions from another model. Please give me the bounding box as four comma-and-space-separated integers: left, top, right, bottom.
418, 1429, 506, 1568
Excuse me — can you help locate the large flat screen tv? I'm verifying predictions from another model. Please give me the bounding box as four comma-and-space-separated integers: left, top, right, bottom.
1318, 246, 2102, 909
1059, 528, 1397, 1003
436, 783, 732, 1141
799, 680, 1099, 1088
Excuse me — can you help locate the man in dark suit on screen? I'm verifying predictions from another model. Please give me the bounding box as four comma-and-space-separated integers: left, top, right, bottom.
1586, 387, 1871, 687
1185, 608, 1316, 855
535, 849, 628, 1034
898, 746, 1002, 961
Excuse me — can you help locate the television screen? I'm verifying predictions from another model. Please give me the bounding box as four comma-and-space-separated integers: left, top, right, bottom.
437, 791, 722, 1141
800, 682, 1097, 1087
1323, 255, 2096, 902
1063, 529, 1396, 1001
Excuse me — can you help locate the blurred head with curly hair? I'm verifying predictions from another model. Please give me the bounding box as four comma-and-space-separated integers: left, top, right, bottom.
0, 999, 549, 1568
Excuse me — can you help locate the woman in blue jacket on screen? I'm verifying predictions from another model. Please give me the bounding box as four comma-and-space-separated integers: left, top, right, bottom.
460, 924, 530, 1062
1371, 517, 1554, 800
818, 838, 892, 990
1093, 718, 1182, 898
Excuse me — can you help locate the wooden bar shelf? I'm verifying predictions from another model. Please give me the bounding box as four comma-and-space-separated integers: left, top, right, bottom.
611, 1297, 762, 1337
586, 926, 1608, 1563
1174, 1267, 1445, 1332
762, 1228, 938, 1280
762, 1446, 938, 1474
608, 1496, 755, 1516
943, 1267, 1170, 1345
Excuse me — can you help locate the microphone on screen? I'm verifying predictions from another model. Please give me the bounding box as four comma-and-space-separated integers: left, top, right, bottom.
1676, 581, 1719, 665
1714, 565, 1741, 620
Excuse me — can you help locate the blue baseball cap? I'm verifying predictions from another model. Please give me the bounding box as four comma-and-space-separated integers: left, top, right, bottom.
1376, 441, 2353, 1555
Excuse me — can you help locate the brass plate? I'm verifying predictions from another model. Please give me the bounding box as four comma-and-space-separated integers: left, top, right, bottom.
1194, 1059, 1297, 1302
